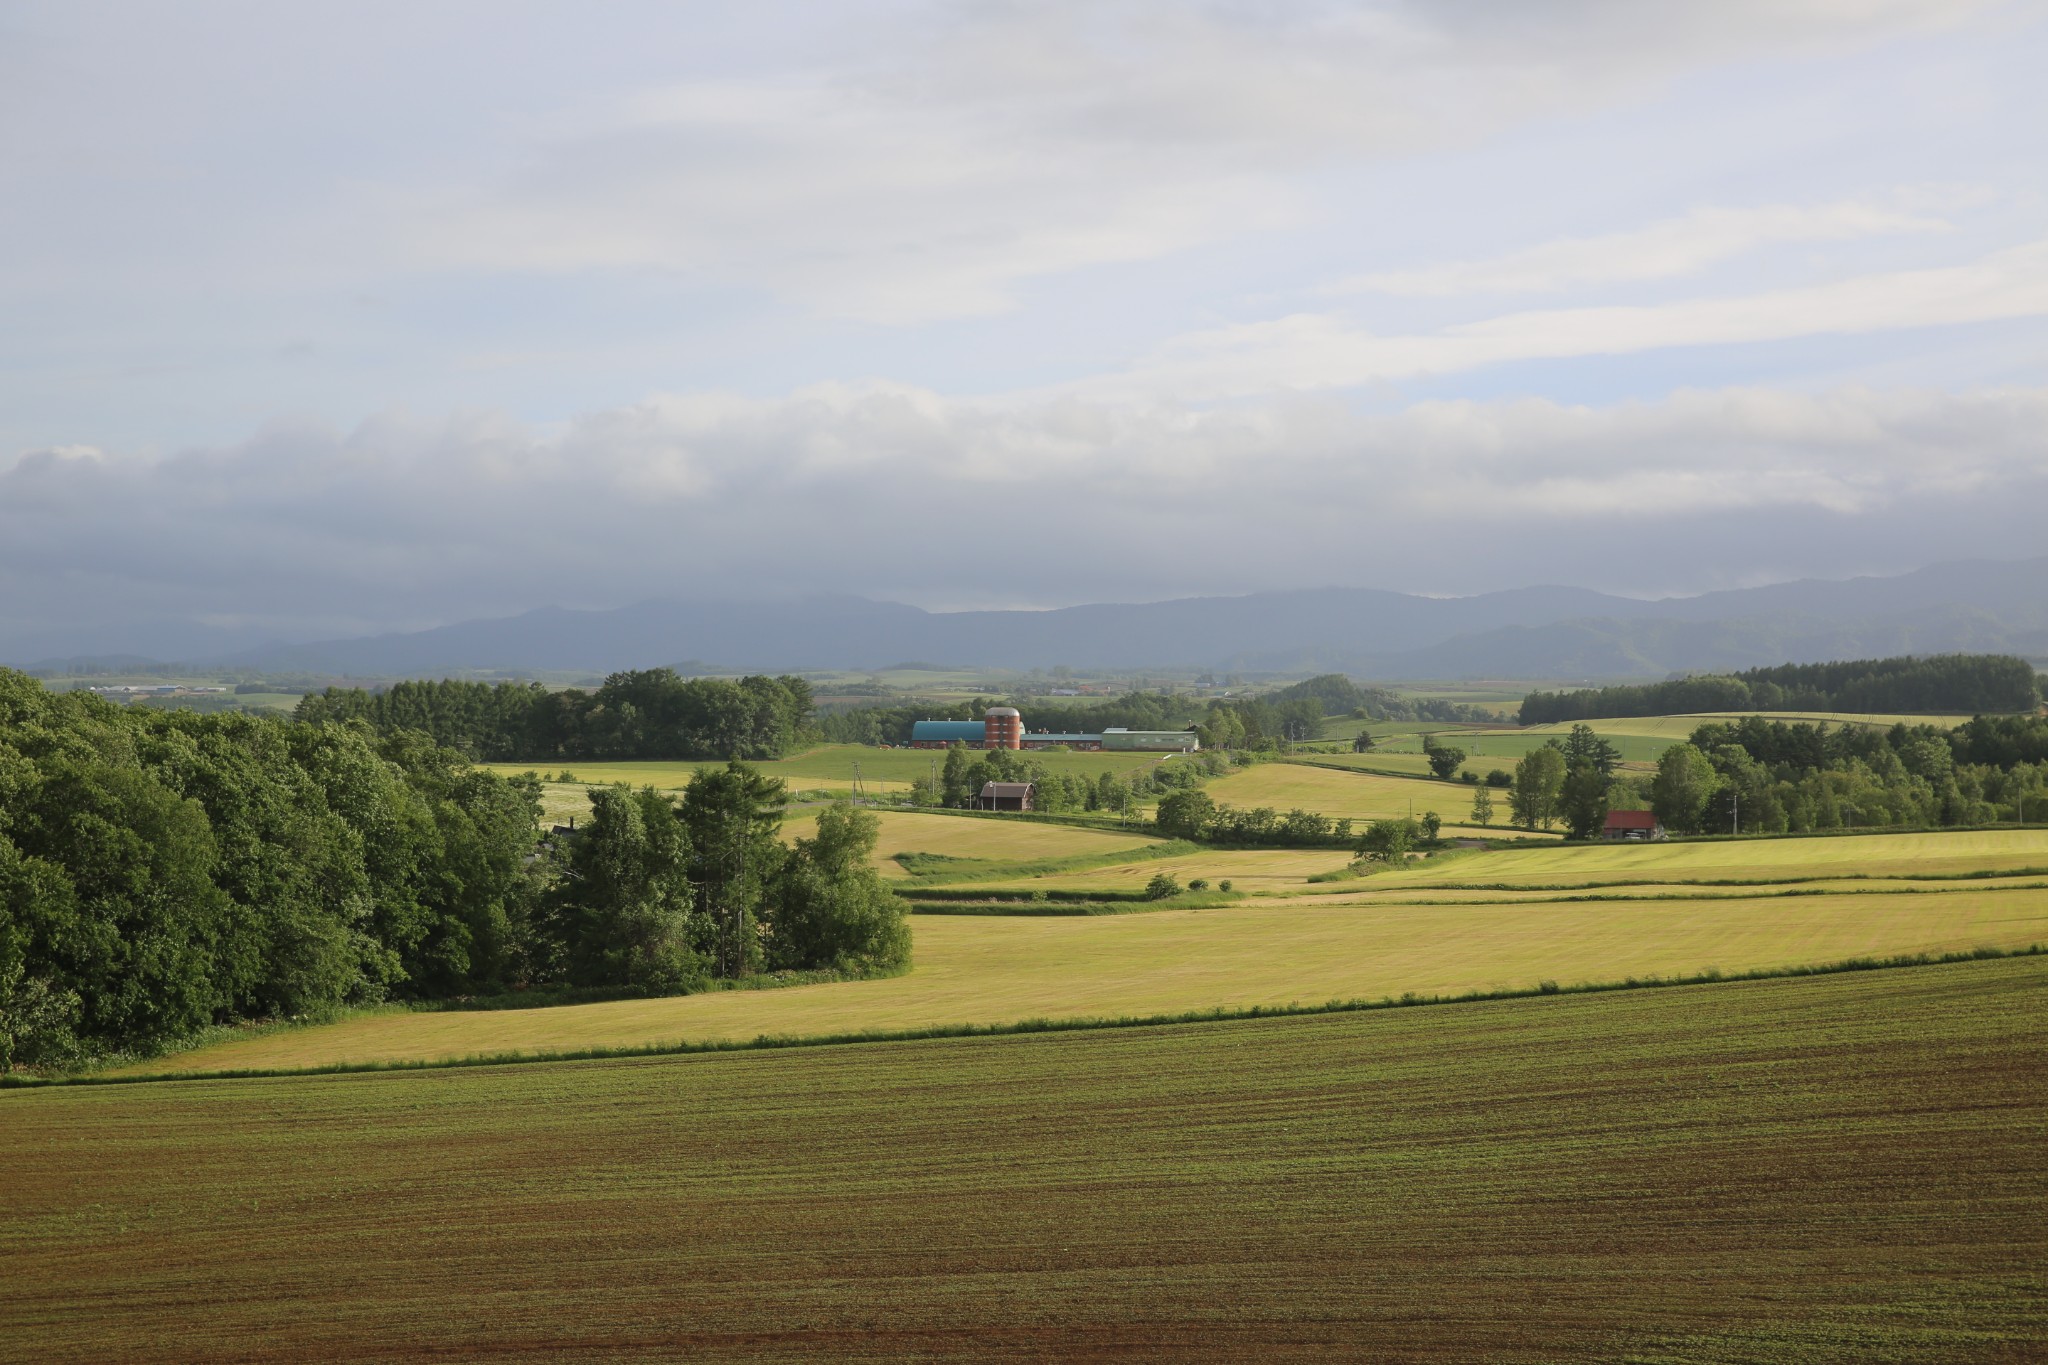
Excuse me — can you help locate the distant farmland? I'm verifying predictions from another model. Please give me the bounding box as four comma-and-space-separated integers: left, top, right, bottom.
115, 867, 2046, 1074
1197, 761, 1549, 837
9, 960, 2044, 1360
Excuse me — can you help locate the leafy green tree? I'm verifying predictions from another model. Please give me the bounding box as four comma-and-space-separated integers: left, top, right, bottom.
1144, 872, 1183, 900
770, 804, 910, 974
1423, 737, 1468, 780
679, 762, 789, 978
1420, 811, 1442, 842
1154, 789, 1217, 841
1094, 771, 1125, 815
1650, 743, 1720, 835
556, 785, 702, 992
1560, 763, 1611, 841
1469, 785, 1495, 828
1355, 817, 1418, 864
1510, 747, 1566, 829
1560, 724, 1622, 776
1351, 730, 1376, 753
940, 744, 974, 809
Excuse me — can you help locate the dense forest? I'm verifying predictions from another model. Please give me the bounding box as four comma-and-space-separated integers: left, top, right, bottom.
295, 670, 816, 762
0, 670, 905, 1070
1519, 654, 2042, 725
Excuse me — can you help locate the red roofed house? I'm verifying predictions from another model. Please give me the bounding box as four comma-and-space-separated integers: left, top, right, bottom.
1602, 810, 1666, 842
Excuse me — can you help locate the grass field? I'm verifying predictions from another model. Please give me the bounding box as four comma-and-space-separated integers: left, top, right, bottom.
1199, 761, 1551, 838
114, 880, 2046, 1074
485, 744, 1172, 795
967, 846, 1355, 893
9, 960, 2044, 1360
1365, 827, 2048, 889
782, 809, 1162, 877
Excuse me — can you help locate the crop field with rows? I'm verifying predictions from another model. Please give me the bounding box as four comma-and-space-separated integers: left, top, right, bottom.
9, 960, 2044, 1361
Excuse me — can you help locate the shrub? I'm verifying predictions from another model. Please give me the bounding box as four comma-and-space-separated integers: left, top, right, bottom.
1144, 873, 1183, 900
1218, 880, 1233, 892
1186, 877, 1209, 891
1486, 769, 1512, 788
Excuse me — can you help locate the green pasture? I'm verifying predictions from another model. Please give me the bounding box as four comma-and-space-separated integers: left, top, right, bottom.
114, 878, 2044, 1074
12, 961, 2044, 1359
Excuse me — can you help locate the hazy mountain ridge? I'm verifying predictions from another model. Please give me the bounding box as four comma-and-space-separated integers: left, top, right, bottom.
8, 559, 2045, 680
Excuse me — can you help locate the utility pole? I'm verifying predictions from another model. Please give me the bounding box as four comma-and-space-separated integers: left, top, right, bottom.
1732, 789, 1739, 836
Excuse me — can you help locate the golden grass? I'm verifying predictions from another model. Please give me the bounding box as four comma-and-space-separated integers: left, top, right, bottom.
1367, 827, 2048, 888
123, 884, 2047, 1075
782, 809, 1162, 878
1200, 762, 1551, 838
971, 846, 1354, 893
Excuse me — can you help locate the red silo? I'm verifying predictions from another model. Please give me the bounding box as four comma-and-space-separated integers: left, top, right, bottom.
983, 707, 1022, 749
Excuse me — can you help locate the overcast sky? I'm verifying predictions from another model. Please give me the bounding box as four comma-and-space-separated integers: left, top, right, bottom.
4, 0, 2046, 647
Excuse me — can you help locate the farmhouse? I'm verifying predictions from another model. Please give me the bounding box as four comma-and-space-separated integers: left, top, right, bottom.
1602, 810, 1666, 841
976, 781, 1035, 812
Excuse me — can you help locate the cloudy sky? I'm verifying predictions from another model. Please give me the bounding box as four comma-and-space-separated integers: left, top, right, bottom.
4, 0, 2046, 649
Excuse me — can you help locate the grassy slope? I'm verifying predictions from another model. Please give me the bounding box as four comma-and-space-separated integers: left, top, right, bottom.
9, 960, 2044, 1362
118, 882, 2048, 1074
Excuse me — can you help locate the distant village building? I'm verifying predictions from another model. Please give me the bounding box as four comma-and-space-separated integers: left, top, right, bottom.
1601, 810, 1666, 842
976, 782, 1035, 812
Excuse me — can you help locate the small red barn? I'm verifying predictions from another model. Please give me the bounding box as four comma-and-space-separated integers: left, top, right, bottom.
1601, 810, 1665, 841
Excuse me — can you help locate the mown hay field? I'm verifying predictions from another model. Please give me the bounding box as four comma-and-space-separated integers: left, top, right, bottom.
116, 883, 2047, 1074
782, 808, 1162, 877
1368, 827, 2048, 889
1198, 761, 1551, 837
11, 960, 2046, 1361
967, 846, 1354, 893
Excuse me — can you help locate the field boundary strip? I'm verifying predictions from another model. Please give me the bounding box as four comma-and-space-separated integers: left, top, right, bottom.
8, 943, 2039, 1092
1320, 865, 2048, 895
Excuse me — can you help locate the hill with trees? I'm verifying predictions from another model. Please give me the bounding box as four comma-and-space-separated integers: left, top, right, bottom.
1519, 654, 2041, 726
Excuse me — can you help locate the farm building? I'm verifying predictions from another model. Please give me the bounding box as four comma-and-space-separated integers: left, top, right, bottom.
976, 781, 1035, 811
1602, 810, 1667, 842
909, 709, 1199, 752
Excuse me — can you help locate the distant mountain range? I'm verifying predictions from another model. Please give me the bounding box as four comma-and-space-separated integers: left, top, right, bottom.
8, 558, 2046, 682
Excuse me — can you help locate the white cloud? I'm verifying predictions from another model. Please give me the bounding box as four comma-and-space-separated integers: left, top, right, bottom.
4, 379, 2043, 638
405, 0, 1992, 322
1084, 238, 2048, 399
1333, 201, 1952, 297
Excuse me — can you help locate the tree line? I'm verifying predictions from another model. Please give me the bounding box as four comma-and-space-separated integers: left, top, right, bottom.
1487, 714, 2048, 839
0, 670, 905, 1071
820, 679, 1485, 754
1266, 674, 1497, 724
1518, 654, 2041, 725
295, 670, 817, 762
